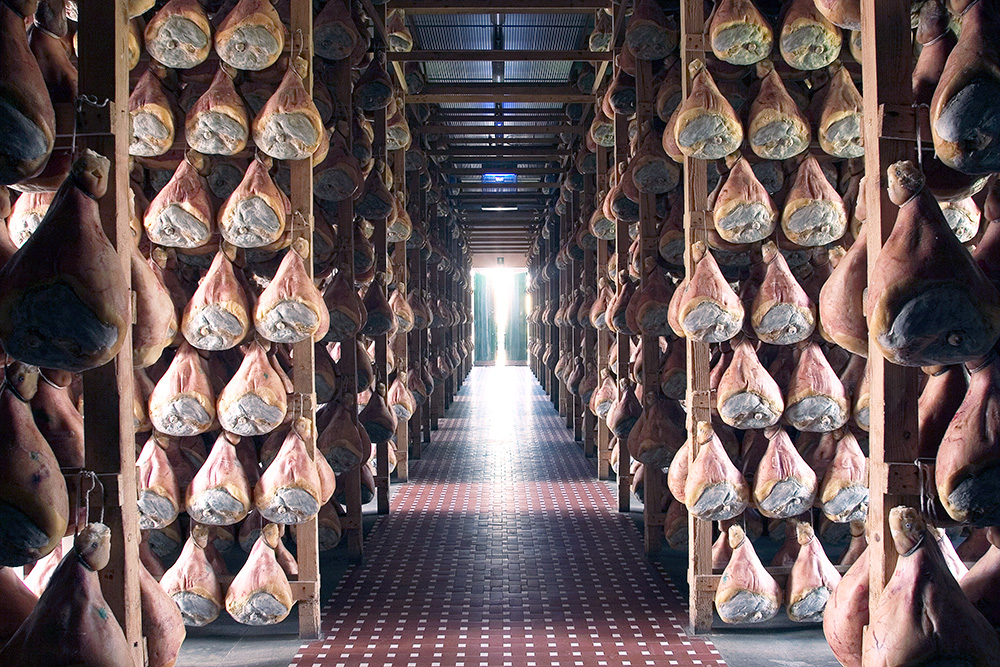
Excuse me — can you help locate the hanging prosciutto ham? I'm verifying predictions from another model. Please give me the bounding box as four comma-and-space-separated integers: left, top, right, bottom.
0, 523, 134, 666
225, 523, 294, 625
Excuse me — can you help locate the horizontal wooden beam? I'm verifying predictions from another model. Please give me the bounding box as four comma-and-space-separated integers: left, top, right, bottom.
418, 124, 584, 135
430, 147, 572, 156
389, 50, 611, 62
391, 0, 608, 12
442, 167, 564, 175
407, 85, 594, 104
443, 137, 564, 145
445, 183, 557, 190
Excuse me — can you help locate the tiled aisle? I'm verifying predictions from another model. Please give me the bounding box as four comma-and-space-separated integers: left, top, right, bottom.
291, 367, 725, 667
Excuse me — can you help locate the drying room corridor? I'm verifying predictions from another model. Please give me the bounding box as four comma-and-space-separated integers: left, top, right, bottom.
291, 367, 725, 667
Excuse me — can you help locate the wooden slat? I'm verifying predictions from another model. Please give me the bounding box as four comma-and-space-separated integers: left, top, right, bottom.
442, 168, 563, 176
389, 49, 611, 61
861, 0, 922, 618
429, 147, 572, 157
635, 56, 663, 554
596, 144, 612, 480
76, 0, 142, 660
408, 85, 595, 104
331, 34, 364, 563
679, 0, 714, 635
288, 0, 320, 637
418, 124, 584, 135
613, 109, 631, 515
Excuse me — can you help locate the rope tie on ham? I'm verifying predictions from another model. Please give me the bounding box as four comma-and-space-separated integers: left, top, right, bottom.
916, 458, 943, 526
968, 347, 997, 374
37, 369, 70, 390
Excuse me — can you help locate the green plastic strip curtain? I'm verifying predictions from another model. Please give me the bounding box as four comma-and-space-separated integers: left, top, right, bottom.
474, 272, 497, 363
505, 271, 528, 362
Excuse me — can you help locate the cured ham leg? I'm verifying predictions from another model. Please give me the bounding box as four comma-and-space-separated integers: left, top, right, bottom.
818, 430, 868, 523
0, 0, 55, 186
783, 342, 849, 432
255, 239, 329, 343
0, 523, 135, 666
186, 432, 252, 526
148, 342, 216, 436
715, 525, 781, 624
0, 151, 128, 372
785, 523, 840, 622
684, 421, 749, 521
823, 542, 868, 667
159, 523, 223, 626
752, 427, 816, 519
218, 155, 287, 248
214, 0, 284, 72
185, 66, 249, 156
225, 523, 294, 625
863, 506, 1000, 667
143, 155, 215, 249
868, 161, 1000, 366
0, 566, 36, 645
716, 337, 783, 429
0, 385, 68, 566
936, 352, 1000, 525
137, 435, 182, 530
255, 418, 323, 524
181, 250, 251, 351
139, 561, 186, 667
751, 241, 815, 345
217, 340, 288, 436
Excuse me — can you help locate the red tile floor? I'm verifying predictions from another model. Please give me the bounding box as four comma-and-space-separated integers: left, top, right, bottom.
291, 367, 725, 667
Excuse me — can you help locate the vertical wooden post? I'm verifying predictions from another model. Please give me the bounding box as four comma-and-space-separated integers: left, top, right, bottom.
860, 0, 921, 613
549, 221, 561, 408
679, 0, 714, 634
331, 24, 363, 562
561, 205, 572, 425
583, 172, 597, 457
613, 110, 631, 514
596, 145, 612, 480
287, 0, 321, 635
393, 159, 412, 483
77, 0, 141, 658
372, 52, 390, 515
635, 56, 663, 555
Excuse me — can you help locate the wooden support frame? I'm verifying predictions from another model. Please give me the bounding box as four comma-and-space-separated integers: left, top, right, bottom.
679, 0, 715, 634
860, 0, 922, 615
373, 61, 391, 517
331, 29, 364, 563
596, 145, 612, 480
76, 0, 143, 659
388, 50, 612, 62
286, 0, 321, 635
407, 85, 596, 104
613, 110, 631, 514
635, 56, 663, 555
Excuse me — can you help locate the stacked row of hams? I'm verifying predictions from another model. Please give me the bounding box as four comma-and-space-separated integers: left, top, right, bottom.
528, 0, 882, 631
0, 153, 186, 665
539, 0, 1000, 653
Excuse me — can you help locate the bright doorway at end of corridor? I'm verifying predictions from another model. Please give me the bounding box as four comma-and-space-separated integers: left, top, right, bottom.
473, 268, 527, 367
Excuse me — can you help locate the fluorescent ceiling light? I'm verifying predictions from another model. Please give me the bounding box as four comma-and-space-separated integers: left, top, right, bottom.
481, 206, 519, 212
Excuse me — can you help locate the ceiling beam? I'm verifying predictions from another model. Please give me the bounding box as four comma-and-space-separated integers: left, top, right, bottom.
388, 49, 612, 62
417, 124, 583, 134
390, 0, 607, 12
442, 167, 563, 175
429, 147, 572, 156
407, 85, 594, 104
442, 137, 564, 145
445, 183, 557, 190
